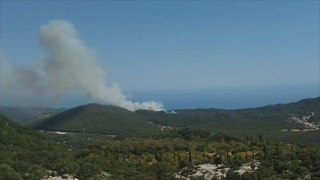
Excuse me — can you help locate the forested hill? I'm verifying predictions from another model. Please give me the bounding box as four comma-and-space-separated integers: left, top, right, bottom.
0, 114, 78, 179
137, 96, 320, 144
143, 96, 320, 123
28, 97, 320, 144
31, 103, 160, 136
238, 96, 320, 115
168, 96, 320, 114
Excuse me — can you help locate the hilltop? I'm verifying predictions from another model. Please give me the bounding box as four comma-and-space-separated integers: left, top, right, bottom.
31, 103, 160, 136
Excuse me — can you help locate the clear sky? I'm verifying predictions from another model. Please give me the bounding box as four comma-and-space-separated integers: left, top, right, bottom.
0, 1, 319, 109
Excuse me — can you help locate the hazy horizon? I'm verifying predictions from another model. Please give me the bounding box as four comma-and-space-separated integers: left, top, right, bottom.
1, 85, 318, 110
1, 1, 319, 111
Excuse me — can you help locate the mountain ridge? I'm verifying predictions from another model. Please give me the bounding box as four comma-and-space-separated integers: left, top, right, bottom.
0, 106, 67, 124
3, 96, 320, 144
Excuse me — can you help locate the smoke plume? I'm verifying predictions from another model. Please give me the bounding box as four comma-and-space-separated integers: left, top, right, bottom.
0, 20, 164, 111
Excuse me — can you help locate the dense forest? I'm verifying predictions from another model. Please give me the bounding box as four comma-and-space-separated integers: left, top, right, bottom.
22, 97, 320, 145
1, 114, 320, 180
0, 115, 76, 180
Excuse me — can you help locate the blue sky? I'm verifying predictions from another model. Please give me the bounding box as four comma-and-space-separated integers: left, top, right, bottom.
1, 1, 319, 109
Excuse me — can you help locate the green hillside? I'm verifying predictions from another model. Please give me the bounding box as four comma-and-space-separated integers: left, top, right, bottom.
2, 112, 320, 179
0, 114, 78, 180
31, 103, 160, 136
137, 97, 320, 144
0, 106, 66, 124
29, 97, 320, 144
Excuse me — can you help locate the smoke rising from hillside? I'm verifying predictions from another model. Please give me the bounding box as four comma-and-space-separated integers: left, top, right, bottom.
0, 20, 164, 111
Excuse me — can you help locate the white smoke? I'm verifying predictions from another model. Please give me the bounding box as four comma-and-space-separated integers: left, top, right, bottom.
0, 20, 164, 111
